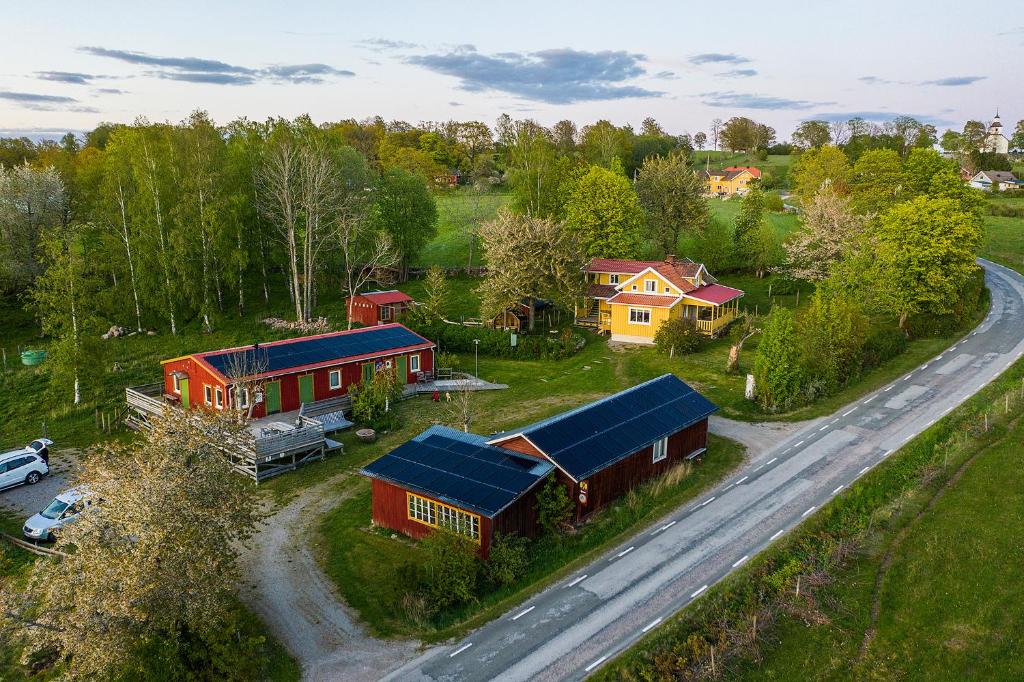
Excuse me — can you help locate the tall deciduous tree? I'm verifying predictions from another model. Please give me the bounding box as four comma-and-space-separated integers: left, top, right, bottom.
30, 221, 104, 404
0, 164, 66, 292
865, 196, 983, 333
477, 210, 585, 331
564, 164, 645, 259
635, 153, 709, 255
693, 131, 707, 150
0, 412, 260, 679
791, 120, 832, 149
721, 117, 775, 152
369, 167, 437, 280
789, 145, 852, 205
849, 148, 904, 214
783, 190, 867, 281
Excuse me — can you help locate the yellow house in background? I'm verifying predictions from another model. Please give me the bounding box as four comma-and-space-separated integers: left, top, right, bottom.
575, 256, 744, 344
703, 166, 761, 197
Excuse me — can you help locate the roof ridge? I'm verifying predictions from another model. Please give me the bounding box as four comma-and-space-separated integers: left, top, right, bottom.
521, 374, 680, 434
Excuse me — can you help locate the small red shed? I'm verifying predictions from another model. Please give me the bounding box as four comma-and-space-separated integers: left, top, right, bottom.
346, 290, 414, 327
160, 323, 434, 419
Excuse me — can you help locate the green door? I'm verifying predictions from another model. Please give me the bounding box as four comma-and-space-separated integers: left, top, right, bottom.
395, 356, 407, 384
264, 380, 281, 414
299, 374, 315, 405
179, 377, 190, 409
361, 362, 375, 384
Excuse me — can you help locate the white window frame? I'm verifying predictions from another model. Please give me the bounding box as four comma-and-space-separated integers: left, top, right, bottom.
629, 307, 651, 325
409, 354, 420, 372
237, 387, 250, 410
380, 305, 393, 321
172, 374, 182, 394
644, 279, 657, 293
204, 385, 213, 406
609, 274, 620, 284
214, 386, 224, 410
329, 369, 342, 390
652, 436, 669, 463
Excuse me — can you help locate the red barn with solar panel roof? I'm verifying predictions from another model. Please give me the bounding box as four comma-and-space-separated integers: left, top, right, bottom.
361, 374, 718, 551
159, 323, 434, 418
346, 290, 414, 326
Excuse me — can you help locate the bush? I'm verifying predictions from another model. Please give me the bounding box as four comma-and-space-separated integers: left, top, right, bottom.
862, 327, 908, 370
535, 476, 573, 534
987, 202, 1024, 217
348, 367, 402, 430
418, 529, 480, 610
753, 307, 804, 411
653, 317, 704, 356
906, 267, 986, 338
762, 192, 785, 212
486, 534, 530, 587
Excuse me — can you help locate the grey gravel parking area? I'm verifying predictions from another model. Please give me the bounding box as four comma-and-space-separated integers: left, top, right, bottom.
0, 449, 80, 519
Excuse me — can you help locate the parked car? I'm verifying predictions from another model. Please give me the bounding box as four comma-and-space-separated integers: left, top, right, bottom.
23, 488, 91, 542
0, 438, 52, 491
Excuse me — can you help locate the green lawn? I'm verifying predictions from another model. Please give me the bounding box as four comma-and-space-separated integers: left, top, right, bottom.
414, 189, 510, 268
982, 212, 1024, 272
730, 413, 1024, 681
707, 197, 801, 241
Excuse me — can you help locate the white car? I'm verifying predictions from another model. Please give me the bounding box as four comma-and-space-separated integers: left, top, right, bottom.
0, 438, 52, 491
23, 488, 90, 542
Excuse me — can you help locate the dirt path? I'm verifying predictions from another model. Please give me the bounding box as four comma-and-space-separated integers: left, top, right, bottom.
237, 477, 419, 682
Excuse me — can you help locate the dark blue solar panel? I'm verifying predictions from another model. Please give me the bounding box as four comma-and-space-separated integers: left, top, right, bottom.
518, 374, 717, 480
361, 426, 553, 517
202, 325, 430, 377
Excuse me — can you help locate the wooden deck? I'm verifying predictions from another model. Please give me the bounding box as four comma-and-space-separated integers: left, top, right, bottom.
125, 384, 336, 483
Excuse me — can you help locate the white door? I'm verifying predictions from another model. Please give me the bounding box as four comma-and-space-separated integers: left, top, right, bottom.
0, 460, 15, 488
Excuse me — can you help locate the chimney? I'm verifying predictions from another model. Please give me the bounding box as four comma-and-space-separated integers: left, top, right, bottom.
666, 254, 676, 264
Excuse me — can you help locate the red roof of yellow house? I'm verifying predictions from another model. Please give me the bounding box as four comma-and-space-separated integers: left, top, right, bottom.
724, 165, 761, 178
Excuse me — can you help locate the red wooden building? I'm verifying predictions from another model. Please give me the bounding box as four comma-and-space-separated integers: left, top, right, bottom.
345, 290, 414, 327
361, 374, 717, 553
361, 426, 553, 558
160, 323, 434, 419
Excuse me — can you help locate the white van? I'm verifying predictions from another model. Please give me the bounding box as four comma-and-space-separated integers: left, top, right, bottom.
0, 439, 52, 491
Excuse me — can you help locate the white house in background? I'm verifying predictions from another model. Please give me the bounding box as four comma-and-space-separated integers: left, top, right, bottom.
981, 112, 1010, 155
969, 170, 1021, 192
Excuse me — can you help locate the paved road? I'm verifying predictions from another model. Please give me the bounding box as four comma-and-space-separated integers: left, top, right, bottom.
385, 259, 1024, 682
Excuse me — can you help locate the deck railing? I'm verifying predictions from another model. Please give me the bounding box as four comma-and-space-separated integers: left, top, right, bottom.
125, 383, 167, 417
695, 309, 738, 335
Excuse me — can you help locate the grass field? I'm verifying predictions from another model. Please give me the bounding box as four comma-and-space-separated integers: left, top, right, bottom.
730, 410, 1024, 681
413, 190, 510, 268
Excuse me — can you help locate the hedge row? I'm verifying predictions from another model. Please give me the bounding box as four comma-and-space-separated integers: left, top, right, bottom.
598, 355, 1024, 681
404, 318, 585, 360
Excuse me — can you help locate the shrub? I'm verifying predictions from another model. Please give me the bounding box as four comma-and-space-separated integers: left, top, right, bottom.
535, 476, 573, 534
486, 534, 530, 587
862, 327, 908, 370
418, 529, 480, 610
762, 191, 785, 212
753, 307, 804, 411
348, 367, 402, 430
654, 317, 704, 356
405, 318, 585, 361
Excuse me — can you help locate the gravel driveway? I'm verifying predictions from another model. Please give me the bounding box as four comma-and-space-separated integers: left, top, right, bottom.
0, 448, 80, 520
237, 477, 420, 682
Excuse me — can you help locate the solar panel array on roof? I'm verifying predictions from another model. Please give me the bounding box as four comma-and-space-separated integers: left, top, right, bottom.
511, 374, 717, 481
202, 325, 431, 378
360, 426, 553, 517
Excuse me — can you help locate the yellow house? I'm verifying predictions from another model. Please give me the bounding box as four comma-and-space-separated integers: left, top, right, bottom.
704, 166, 760, 196
575, 256, 743, 343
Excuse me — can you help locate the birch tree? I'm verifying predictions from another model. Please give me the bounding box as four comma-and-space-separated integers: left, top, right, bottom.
29, 222, 104, 404
259, 136, 304, 320
0, 163, 66, 292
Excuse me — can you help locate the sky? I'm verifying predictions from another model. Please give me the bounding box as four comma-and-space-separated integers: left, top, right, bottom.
1, 0, 1021, 141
